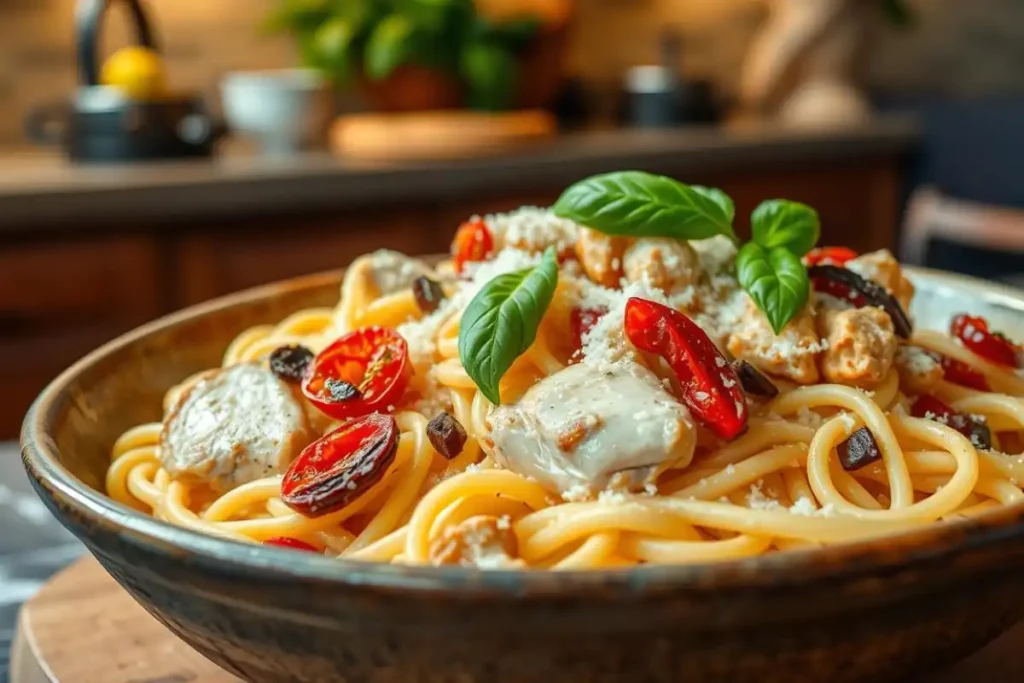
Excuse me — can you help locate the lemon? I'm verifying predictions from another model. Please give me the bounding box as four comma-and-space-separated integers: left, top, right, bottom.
100, 46, 168, 100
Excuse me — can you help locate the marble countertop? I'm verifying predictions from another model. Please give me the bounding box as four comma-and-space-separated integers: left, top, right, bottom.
0, 118, 920, 232
0, 442, 84, 682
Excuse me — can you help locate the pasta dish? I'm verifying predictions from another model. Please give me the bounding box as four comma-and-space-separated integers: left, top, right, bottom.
106, 171, 1024, 570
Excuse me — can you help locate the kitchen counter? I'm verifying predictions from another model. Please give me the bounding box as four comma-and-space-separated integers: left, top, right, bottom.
0, 118, 919, 232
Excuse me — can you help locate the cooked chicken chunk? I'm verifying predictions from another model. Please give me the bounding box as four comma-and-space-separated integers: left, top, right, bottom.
727, 296, 823, 384
160, 363, 314, 492
894, 344, 943, 394
816, 306, 897, 388
487, 361, 697, 497
429, 515, 524, 568
352, 249, 433, 298
846, 249, 914, 311
574, 227, 631, 287
623, 238, 701, 294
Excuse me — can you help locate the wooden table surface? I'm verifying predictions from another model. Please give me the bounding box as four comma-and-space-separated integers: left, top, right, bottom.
9, 556, 1024, 683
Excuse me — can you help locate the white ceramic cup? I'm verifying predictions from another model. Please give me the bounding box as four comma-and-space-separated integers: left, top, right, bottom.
220, 69, 327, 156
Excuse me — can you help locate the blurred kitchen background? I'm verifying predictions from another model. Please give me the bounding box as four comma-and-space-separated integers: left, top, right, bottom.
3, 1, 1024, 675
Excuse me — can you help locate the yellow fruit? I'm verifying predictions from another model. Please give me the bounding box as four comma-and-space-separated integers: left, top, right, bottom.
100, 46, 168, 100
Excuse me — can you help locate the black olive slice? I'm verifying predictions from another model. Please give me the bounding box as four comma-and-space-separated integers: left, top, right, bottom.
269, 345, 314, 383
427, 412, 468, 459
837, 426, 882, 471
412, 276, 447, 314
731, 360, 780, 399
808, 265, 913, 339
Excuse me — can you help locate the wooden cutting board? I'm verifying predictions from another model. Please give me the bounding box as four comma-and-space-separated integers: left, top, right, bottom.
329, 110, 558, 162
10, 556, 1024, 683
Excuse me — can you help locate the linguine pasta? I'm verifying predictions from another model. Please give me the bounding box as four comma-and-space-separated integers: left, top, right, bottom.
105, 206, 1024, 571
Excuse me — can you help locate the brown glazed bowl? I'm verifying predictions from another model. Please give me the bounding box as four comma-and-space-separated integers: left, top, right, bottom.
19, 266, 1024, 683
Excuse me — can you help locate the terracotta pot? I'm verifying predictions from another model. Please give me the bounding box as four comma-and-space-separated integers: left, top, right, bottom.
357, 65, 463, 112
357, 8, 574, 113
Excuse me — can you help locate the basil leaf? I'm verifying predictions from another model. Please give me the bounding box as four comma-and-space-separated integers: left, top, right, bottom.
458, 247, 559, 404
736, 242, 809, 335
750, 200, 820, 257
365, 14, 415, 80
552, 171, 736, 242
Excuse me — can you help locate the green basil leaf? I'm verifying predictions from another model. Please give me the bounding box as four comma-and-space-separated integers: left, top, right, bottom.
552, 171, 737, 242
458, 247, 559, 404
365, 14, 415, 80
736, 242, 810, 335
750, 199, 820, 257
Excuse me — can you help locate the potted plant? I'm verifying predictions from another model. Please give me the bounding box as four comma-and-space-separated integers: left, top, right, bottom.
264, 0, 572, 112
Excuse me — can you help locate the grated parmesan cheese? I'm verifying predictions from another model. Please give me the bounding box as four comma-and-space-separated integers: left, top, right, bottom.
789, 497, 817, 516
746, 480, 782, 510
483, 207, 579, 255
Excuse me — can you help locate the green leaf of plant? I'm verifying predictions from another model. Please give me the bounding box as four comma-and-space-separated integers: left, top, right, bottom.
552, 171, 737, 242
460, 39, 517, 111
750, 199, 820, 257
458, 247, 559, 404
365, 14, 415, 80
736, 242, 810, 335
490, 17, 541, 49
261, 0, 333, 35
308, 17, 355, 79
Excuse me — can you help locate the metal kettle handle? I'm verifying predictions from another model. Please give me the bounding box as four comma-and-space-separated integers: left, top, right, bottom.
76, 0, 159, 87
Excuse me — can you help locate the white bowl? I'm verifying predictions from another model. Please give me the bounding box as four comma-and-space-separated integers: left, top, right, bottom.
220, 69, 328, 156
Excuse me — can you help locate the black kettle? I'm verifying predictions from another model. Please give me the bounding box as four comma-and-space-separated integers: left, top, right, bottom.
25, 0, 224, 162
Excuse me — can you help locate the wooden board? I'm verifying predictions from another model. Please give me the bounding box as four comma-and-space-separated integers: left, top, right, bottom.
12, 556, 1024, 683
329, 110, 557, 162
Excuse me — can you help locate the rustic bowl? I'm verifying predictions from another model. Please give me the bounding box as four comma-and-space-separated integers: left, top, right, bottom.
19, 267, 1024, 683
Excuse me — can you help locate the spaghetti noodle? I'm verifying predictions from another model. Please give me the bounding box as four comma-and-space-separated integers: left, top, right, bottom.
105, 205, 1024, 570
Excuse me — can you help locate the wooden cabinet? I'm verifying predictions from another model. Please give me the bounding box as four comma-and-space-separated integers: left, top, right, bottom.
0, 237, 161, 437
175, 208, 445, 306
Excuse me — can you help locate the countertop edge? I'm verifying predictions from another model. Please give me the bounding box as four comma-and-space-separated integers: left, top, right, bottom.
0, 118, 921, 232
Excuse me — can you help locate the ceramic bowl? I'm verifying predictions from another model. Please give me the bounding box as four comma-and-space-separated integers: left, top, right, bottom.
220, 69, 327, 156
19, 267, 1024, 683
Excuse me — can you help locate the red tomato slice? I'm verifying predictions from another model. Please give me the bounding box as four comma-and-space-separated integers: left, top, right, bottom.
282, 413, 400, 517
624, 297, 747, 440
804, 246, 858, 267
452, 218, 494, 274
302, 327, 410, 420
939, 355, 990, 391
263, 537, 319, 552
950, 313, 1022, 368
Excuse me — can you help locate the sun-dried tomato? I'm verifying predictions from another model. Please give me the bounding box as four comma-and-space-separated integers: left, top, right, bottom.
938, 355, 990, 391
282, 413, 399, 517
808, 265, 912, 338
910, 394, 992, 450
950, 313, 1022, 368
624, 297, 747, 440
302, 327, 410, 420
452, 218, 494, 274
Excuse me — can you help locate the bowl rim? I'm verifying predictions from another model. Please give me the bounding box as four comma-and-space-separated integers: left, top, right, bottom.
19, 265, 1024, 597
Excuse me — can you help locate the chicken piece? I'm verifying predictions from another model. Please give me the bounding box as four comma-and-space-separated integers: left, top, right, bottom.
894, 344, 943, 394
429, 515, 524, 569
574, 227, 631, 287
622, 238, 702, 294
727, 296, 823, 384
487, 361, 697, 498
160, 363, 315, 492
354, 249, 434, 298
816, 306, 897, 388
845, 249, 914, 311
